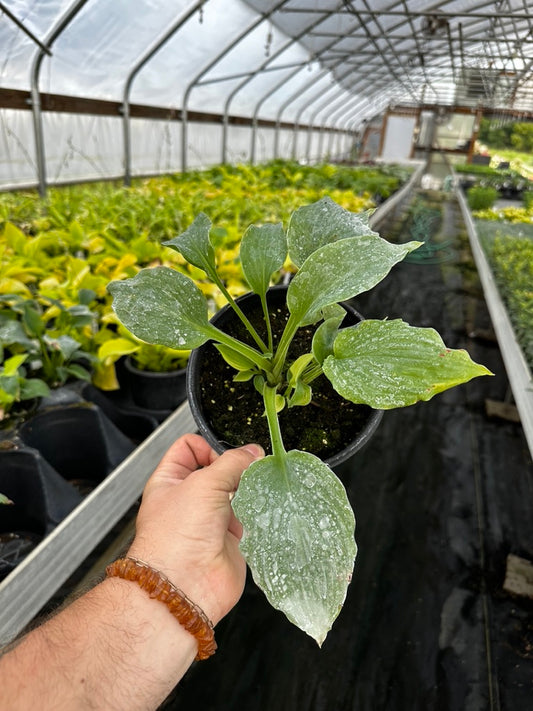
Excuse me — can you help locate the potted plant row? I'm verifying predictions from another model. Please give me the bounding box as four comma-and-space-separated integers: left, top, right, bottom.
109, 196, 492, 645
0, 294, 142, 581
0, 162, 413, 584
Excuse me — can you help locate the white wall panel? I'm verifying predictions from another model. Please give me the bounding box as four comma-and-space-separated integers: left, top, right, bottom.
381, 116, 416, 161
43, 113, 123, 184
0, 110, 36, 187
186, 123, 224, 169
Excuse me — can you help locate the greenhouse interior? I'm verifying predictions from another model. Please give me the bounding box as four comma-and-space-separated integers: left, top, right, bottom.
0, 0, 532, 708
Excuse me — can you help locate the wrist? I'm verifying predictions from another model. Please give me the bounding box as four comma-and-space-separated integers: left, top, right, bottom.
106, 557, 216, 660
102, 574, 199, 657
125, 544, 224, 626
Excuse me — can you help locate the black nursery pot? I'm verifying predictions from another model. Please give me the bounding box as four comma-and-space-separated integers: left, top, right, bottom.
18, 402, 135, 491
187, 286, 383, 467
124, 357, 187, 415
0, 446, 82, 580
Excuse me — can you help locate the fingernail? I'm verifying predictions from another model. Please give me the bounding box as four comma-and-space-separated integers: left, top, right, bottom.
241, 443, 265, 459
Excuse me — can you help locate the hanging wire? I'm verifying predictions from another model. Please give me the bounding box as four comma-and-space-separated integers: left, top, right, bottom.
198, 1, 206, 24
265, 25, 273, 57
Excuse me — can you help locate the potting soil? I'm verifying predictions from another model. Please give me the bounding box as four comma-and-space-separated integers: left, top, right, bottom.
161, 188, 533, 710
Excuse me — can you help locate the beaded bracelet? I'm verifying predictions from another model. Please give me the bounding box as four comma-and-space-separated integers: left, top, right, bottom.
106, 557, 216, 660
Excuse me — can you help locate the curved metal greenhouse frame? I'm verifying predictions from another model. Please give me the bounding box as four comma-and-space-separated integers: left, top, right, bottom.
0, 0, 531, 192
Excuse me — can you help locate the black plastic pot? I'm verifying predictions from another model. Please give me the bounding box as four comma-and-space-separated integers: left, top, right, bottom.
18, 402, 135, 488
124, 357, 187, 419
0, 445, 82, 580
81, 383, 159, 444
0, 393, 143, 580
187, 286, 382, 467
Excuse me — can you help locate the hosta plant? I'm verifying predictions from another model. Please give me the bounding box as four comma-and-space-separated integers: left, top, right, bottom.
0, 353, 49, 422
108, 197, 492, 645
94, 321, 189, 391
0, 293, 96, 389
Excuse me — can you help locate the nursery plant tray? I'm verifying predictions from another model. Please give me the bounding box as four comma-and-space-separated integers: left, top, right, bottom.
0, 401, 195, 647
457, 188, 533, 460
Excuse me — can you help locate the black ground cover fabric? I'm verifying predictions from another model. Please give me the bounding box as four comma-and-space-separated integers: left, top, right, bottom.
163, 192, 533, 711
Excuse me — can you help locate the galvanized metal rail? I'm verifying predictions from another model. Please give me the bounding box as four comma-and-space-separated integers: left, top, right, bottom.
457, 188, 533, 461
0, 401, 195, 647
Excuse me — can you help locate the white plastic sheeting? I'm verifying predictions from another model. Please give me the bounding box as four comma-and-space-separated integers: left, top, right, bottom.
0, 109, 342, 189
0, 0, 532, 190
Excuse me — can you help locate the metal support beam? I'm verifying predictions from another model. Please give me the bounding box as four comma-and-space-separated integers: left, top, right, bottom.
197, 60, 308, 86
0, 2, 52, 55
221, 2, 345, 164
249, 59, 311, 164
30, 0, 91, 197
181, 0, 289, 172
278, 7, 533, 21
250, 11, 362, 163
122, 1, 205, 186
298, 62, 393, 160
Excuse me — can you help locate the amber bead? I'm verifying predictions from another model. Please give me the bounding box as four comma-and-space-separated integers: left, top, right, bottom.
106, 557, 216, 661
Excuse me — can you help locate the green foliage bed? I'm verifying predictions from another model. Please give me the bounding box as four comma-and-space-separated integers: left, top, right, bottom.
476, 221, 533, 372
0, 161, 410, 406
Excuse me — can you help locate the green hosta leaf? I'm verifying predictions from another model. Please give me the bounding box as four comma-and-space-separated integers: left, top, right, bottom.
253, 374, 265, 394
323, 319, 493, 409
22, 303, 45, 338
44, 334, 80, 360
214, 343, 257, 371
240, 223, 287, 297
2, 354, 27, 376
98, 337, 140, 360
0, 320, 34, 349
0, 494, 14, 505
65, 364, 92, 381
19, 378, 50, 399
321, 303, 347, 321
233, 369, 255, 382
65, 304, 95, 328
232, 450, 356, 645
78, 288, 97, 305
274, 393, 285, 413
287, 380, 312, 408
163, 213, 216, 278
312, 312, 347, 365
287, 196, 378, 267
0, 375, 18, 398
54, 366, 69, 384
108, 267, 211, 350
288, 236, 421, 326
287, 352, 315, 384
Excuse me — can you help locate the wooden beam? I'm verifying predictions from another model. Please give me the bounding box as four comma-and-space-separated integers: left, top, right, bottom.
0, 88, 346, 133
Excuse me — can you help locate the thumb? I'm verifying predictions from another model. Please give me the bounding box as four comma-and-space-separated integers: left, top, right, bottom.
201, 444, 265, 494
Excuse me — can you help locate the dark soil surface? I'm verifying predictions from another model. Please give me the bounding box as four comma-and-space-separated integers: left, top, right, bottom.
163, 185, 533, 711
196, 289, 374, 461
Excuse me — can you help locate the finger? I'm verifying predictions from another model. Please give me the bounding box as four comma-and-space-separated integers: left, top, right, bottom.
153, 434, 216, 482
228, 509, 243, 540
200, 444, 264, 494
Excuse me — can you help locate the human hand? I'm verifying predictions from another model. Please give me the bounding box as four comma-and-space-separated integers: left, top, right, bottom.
127, 434, 264, 626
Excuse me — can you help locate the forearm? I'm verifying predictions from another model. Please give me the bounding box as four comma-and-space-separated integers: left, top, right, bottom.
0, 577, 198, 711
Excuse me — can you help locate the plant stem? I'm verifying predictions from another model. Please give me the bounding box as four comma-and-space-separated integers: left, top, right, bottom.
271, 312, 300, 380
205, 324, 273, 372
38, 337, 54, 382
263, 384, 287, 464
209, 271, 269, 354
302, 362, 323, 384
260, 293, 274, 353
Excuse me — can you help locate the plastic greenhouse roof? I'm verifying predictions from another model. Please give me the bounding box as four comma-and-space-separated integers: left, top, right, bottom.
1, 0, 533, 126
